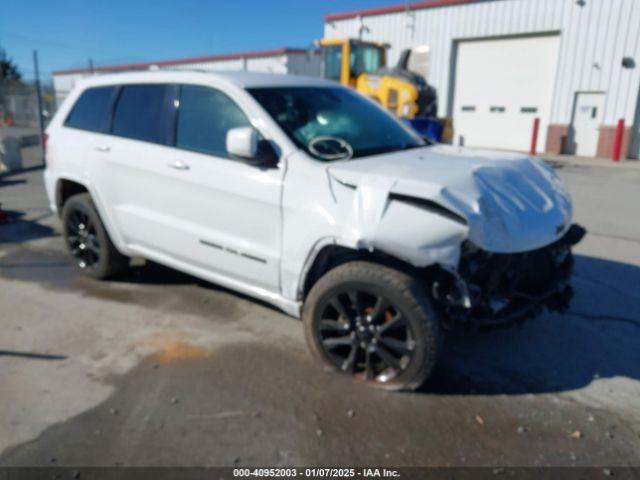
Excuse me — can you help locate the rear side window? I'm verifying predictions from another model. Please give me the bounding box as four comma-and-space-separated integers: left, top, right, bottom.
176, 85, 250, 157
65, 86, 116, 132
111, 84, 174, 144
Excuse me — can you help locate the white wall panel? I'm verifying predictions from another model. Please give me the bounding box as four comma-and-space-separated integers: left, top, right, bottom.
286, 53, 322, 76
52, 73, 86, 106
162, 59, 245, 71
247, 56, 287, 73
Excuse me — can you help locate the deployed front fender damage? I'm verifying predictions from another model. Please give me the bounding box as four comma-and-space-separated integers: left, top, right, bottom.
322, 150, 580, 328
338, 174, 468, 269
293, 146, 577, 325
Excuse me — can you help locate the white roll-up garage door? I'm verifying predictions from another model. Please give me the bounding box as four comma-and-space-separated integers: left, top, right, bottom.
452, 34, 560, 152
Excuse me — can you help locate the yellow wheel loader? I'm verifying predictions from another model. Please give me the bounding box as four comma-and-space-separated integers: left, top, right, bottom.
317, 38, 451, 141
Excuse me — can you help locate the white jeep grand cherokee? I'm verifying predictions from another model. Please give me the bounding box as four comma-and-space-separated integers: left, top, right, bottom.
44, 71, 584, 390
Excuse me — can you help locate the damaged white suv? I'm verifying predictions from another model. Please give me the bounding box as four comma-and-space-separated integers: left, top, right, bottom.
44, 71, 584, 390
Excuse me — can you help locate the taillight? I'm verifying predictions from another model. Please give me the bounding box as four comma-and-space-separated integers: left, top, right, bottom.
42, 132, 49, 152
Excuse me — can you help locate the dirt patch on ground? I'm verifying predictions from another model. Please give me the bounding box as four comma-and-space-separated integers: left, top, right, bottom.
148, 334, 214, 364
2, 342, 639, 467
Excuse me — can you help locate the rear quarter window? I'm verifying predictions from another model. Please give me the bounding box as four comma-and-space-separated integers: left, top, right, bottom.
65, 86, 117, 133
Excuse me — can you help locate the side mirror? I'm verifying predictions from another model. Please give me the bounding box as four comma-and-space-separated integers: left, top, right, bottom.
226, 126, 279, 168
226, 126, 258, 159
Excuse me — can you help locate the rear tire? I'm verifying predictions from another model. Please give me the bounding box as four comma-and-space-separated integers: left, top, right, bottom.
303, 261, 442, 391
61, 193, 128, 279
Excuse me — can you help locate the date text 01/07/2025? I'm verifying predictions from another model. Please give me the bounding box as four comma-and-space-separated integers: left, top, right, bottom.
232, 467, 401, 478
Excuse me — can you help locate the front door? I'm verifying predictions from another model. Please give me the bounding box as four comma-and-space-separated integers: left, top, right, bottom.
163, 84, 284, 291
572, 92, 605, 157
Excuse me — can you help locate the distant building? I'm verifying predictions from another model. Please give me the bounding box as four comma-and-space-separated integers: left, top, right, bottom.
52, 47, 320, 106
324, 0, 640, 158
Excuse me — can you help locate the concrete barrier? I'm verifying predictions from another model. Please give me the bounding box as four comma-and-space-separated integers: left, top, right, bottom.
0, 136, 23, 172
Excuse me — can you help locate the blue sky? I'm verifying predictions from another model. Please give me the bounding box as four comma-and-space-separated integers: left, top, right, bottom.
0, 0, 394, 83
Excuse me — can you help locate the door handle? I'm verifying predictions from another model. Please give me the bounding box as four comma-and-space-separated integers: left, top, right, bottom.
168, 160, 190, 171
94, 145, 110, 152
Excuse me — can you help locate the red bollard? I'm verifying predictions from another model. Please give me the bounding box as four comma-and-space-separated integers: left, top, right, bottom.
612, 118, 625, 162
530, 117, 540, 155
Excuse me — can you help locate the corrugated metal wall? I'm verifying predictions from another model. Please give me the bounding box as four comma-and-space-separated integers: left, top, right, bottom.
165, 55, 293, 73
324, 0, 640, 140
166, 58, 246, 71
286, 53, 322, 76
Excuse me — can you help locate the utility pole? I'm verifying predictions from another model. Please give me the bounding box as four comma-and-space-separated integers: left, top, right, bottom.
89, 58, 94, 74
33, 50, 45, 147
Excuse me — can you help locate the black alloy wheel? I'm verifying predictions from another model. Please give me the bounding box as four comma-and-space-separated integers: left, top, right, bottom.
303, 261, 442, 391
66, 209, 101, 269
317, 289, 416, 383
61, 193, 129, 279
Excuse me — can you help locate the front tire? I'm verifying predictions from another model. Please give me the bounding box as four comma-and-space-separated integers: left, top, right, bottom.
61, 193, 128, 279
303, 261, 442, 391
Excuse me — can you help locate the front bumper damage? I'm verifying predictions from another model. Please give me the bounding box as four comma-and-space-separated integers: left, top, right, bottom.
431, 224, 586, 329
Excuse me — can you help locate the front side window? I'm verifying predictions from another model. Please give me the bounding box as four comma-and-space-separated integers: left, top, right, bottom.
176, 85, 250, 157
323, 45, 343, 82
248, 87, 424, 160
111, 84, 174, 144
65, 86, 117, 133
350, 44, 382, 76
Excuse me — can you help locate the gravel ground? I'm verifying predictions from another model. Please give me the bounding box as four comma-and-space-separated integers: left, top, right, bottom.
0, 162, 639, 467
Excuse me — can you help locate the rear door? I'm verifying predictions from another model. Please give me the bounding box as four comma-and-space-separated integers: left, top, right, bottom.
85, 83, 180, 255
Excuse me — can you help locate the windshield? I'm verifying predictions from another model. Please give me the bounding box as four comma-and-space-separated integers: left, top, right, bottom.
247, 87, 425, 160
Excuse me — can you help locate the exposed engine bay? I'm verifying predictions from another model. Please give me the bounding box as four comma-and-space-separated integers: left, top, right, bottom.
431, 224, 586, 329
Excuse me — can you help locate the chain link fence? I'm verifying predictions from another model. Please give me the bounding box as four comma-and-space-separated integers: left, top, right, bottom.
0, 82, 56, 128
0, 83, 54, 171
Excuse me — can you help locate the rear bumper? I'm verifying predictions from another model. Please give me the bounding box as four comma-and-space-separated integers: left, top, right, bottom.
434, 224, 586, 329
42, 168, 58, 213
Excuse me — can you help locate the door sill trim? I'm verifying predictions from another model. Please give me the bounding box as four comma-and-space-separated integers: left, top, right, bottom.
127, 244, 301, 318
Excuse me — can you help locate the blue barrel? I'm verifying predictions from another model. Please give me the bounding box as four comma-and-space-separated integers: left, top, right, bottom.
404, 118, 443, 142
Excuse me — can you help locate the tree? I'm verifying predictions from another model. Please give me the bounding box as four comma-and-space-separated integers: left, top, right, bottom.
0, 47, 22, 84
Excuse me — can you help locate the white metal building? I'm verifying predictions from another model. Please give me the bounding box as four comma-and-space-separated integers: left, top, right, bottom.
52, 48, 320, 106
324, 0, 640, 159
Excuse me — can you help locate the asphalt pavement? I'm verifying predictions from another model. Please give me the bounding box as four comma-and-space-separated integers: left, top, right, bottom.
0, 160, 639, 467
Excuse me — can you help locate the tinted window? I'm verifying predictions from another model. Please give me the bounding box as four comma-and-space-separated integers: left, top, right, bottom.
323, 45, 342, 81
350, 44, 382, 76
176, 85, 250, 157
112, 84, 173, 144
65, 86, 116, 132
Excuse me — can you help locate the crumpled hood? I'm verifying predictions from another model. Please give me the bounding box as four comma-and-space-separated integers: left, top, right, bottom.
328, 144, 572, 253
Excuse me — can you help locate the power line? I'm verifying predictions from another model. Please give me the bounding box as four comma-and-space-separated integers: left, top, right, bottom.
0, 29, 125, 56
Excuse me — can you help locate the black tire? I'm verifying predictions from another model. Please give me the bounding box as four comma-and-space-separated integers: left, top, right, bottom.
303, 261, 442, 391
61, 193, 129, 279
